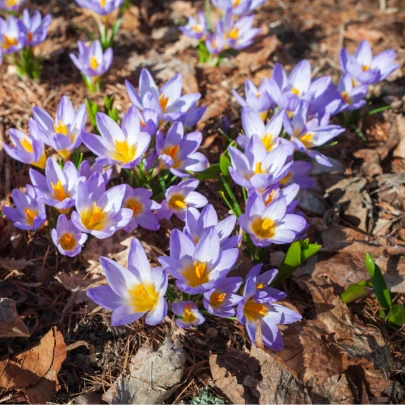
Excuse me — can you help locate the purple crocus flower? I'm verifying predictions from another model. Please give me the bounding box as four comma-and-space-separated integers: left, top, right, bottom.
212, 0, 265, 15
284, 100, 345, 167
3, 119, 46, 169
32, 95, 86, 160
238, 192, 306, 247
258, 183, 300, 213
279, 161, 315, 190
71, 173, 132, 239
237, 267, 301, 349
0, 0, 24, 12
29, 158, 80, 212
78, 160, 112, 184
180, 11, 207, 40
157, 179, 208, 221
156, 121, 209, 178
75, 0, 124, 16
172, 301, 205, 328
3, 185, 46, 231
70, 40, 113, 78
184, 204, 241, 249
122, 186, 160, 232
134, 108, 159, 137
233, 79, 274, 120
181, 102, 207, 127
18, 9, 52, 47
125, 68, 201, 123
82, 107, 151, 168
0, 15, 23, 54
203, 277, 243, 317
158, 228, 239, 294
228, 136, 294, 190
238, 107, 288, 151
51, 214, 88, 257
87, 238, 168, 326
340, 40, 399, 85
220, 12, 261, 51
205, 30, 225, 55
246, 264, 287, 300
335, 73, 368, 113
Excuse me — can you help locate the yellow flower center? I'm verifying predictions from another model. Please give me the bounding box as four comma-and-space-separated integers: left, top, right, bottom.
161, 144, 181, 169
362, 64, 370, 72
264, 189, 278, 206
233, 0, 241, 6
244, 299, 269, 322
6, 0, 17, 6
90, 56, 99, 70
100, 0, 106, 7
280, 171, 292, 186
256, 282, 265, 289
112, 140, 137, 163
254, 162, 267, 175
228, 27, 239, 40
291, 86, 300, 96
2, 35, 18, 50
59, 232, 77, 250
24, 208, 38, 225
159, 93, 169, 113
125, 198, 143, 217
54, 120, 67, 135
27, 32, 33, 43
251, 217, 275, 239
300, 133, 313, 148
260, 110, 268, 121
51, 180, 69, 202
183, 304, 197, 323
81, 202, 107, 230
341, 91, 352, 105
168, 193, 187, 210
262, 133, 274, 151
182, 260, 209, 288
20, 137, 34, 153
33, 152, 47, 170
192, 24, 202, 33
128, 283, 159, 313
210, 291, 226, 308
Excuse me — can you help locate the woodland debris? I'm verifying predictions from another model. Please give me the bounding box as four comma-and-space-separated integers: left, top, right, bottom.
0, 298, 30, 339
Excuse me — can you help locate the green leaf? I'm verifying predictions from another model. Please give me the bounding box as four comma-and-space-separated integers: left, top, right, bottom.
365, 252, 376, 278
219, 153, 231, 177
368, 105, 391, 115
85, 99, 99, 132
341, 281, 374, 304
104, 94, 115, 111
194, 163, 220, 181
271, 241, 301, 286
300, 240, 321, 262
387, 304, 405, 326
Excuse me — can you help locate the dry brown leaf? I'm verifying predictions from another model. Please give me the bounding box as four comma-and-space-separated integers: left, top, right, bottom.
0, 327, 67, 404
344, 26, 384, 43
0, 258, 35, 271
0, 298, 30, 339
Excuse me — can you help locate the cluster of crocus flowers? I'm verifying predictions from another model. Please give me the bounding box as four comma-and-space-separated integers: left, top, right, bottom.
0, 0, 25, 12
180, 0, 262, 62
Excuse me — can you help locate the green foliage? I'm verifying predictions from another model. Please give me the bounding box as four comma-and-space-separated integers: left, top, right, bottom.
103, 94, 120, 122
85, 99, 100, 132
341, 280, 374, 304
194, 163, 220, 181
219, 153, 231, 177
271, 239, 321, 286
190, 387, 224, 405
14, 48, 40, 80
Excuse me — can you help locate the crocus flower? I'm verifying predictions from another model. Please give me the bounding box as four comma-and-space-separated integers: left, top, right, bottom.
70, 40, 113, 78
75, 0, 124, 16
32, 95, 86, 160
29, 158, 80, 212
203, 277, 243, 317
134, 108, 159, 137
279, 161, 315, 190
82, 107, 151, 168
219, 12, 261, 50
0, 15, 23, 54
284, 100, 344, 167
246, 264, 287, 300
258, 183, 300, 213
237, 267, 301, 349
156, 121, 209, 177
211, 0, 253, 14
3, 119, 46, 169
122, 186, 160, 232
237, 107, 287, 151
172, 301, 205, 328
51, 214, 88, 257
233, 79, 274, 120
238, 192, 306, 247
181, 102, 207, 127
335, 73, 368, 113
71, 173, 132, 239
0, 0, 24, 12
18, 9, 52, 47
340, 40, 399, 85
228, 136, 294, 190
125, 68, 201, 122
205, 30, 225, 55
157, 179, 208, 221
78, 160, 112, 184
184, 204, 241, 249
158, 228, 239, 294
180, 11, 207, 40
3, 185, 46, 231
87, 238, 168, 326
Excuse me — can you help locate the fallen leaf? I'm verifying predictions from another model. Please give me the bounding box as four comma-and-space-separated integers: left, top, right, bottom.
344, 26, 384, 43
0, 258, 35, 271
102, 335, 185, 404
0, 327, 67, 404
0, 298, 30, 338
